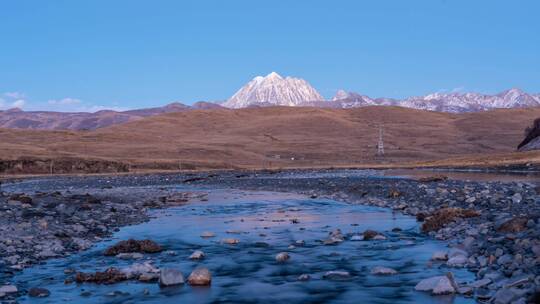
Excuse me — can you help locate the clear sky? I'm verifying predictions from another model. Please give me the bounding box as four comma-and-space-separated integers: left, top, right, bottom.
1, 0, 539, 112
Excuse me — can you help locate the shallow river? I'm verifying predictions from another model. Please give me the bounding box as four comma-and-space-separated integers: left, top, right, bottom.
14, 188, 474, 304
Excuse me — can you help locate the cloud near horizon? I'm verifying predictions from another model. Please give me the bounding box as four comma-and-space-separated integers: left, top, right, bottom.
0, 92, 27, 110
0, 92, 128, 112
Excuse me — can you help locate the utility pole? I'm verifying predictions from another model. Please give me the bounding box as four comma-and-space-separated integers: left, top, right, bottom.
377, 126, 385, 156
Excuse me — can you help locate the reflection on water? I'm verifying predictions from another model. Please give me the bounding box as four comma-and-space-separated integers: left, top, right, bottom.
14, 189, 474, 304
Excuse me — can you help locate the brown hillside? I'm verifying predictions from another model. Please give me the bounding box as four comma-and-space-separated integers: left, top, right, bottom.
1, 106, 539, 171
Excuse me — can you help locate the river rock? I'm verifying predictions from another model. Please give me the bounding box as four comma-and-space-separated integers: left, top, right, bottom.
431, 251, 448, 261
363, 230, 380, 240
116, 252, 144, 260
323, 270, 352, 281
470, 278, 491, 288
189, 250, 205, 260
75, 267, 128, 284
447, 255, 468, 267
200, 231, 216, 238
104, 239, 162, 256
0, 285, 17, 294
298, 274, 311, 281
159, 268, 184, 286
492, 288, 520, 304
28, 287, 50, 298
121, 262, 159, 279
187, 267, 212, 286
275, 252, 290, 263
350, 235, 363, 241
432, 277, 456, 295
222, 238, 239, 245
370, 266, 398, 275
415, 275, 456, 295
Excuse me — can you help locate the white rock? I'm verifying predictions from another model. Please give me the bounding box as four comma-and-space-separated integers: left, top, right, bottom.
323, 270, 352, 280
432, 277, 456, 295
415, 276, 447, 291
275, 252, 290, 263
189, 250, 205, 260
159, 268, 184, 286
0, 285, 18, 294
370, 266, 398, 275
350, 235, 364, 241
121, 262, 159, 279
447, 255, 467, 267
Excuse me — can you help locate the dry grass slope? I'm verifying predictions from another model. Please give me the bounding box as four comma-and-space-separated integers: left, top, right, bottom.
1, 106, 539, 172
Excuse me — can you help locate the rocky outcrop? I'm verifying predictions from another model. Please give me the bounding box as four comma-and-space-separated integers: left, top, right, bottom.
518, 117, 540, 151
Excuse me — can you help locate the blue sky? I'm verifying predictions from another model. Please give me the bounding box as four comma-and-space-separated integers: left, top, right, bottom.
0, 0, 539, 112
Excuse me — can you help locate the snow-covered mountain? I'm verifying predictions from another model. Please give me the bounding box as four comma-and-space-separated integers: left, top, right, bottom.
222, 72, 324, 108
332, 88, 540, 113
223, 72, 539, 112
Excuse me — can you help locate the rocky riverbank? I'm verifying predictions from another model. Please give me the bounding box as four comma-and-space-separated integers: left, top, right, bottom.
0, 169, 539, 303
193, 170, 540, 304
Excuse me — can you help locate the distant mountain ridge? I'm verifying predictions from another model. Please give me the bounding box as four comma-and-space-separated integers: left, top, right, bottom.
331, 88, 540, 113
222, 72, 540, 113
0, 101, 223, 130
1, 72, 539, 131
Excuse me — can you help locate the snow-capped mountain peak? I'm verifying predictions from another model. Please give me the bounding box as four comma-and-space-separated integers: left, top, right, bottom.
223, 72, 325, 108
332, 89, 350, 101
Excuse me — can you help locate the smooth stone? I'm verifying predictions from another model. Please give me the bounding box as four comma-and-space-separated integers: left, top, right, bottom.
138, 272, 159, 282
159, 268, 184, 287
370, 266, 398, 275
447, 255, 467, 267
323, 271, 352, 281
431, 251, 448, 261
415, 276, 447, 291
275, 252, 290, 263
298, 274, 311, 281
28, 287, 50, 298
457, 286, 473, 295
470, 278, 491, 288
121, 262, 159, 279
116, 253, 144, 260
189, 250, 205, 260
200, 232, 215, 238
350, 235, 364, 241
187, 267, 212, 286
221, 238, 239, 245
372, 235, 387, 240
432, 277, 456, 295
0, 285, 17, 294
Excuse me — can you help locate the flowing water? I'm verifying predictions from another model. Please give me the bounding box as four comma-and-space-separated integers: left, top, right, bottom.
13, 188, 474, 303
